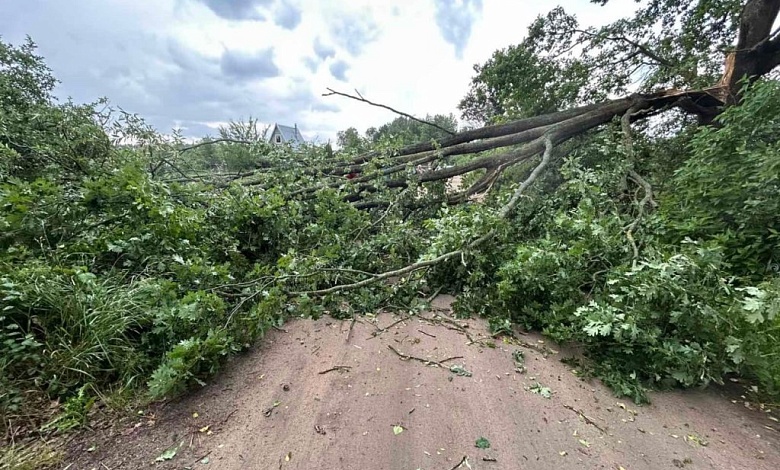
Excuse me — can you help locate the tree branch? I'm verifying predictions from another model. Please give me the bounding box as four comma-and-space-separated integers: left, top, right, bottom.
159, 157, 207, 184
499, 137, 554, 218
575, 28, 676, 68
178, 138, 255, 154
620, 107, 655, 262
293, 136, 556, 296
323, 88, 456, 136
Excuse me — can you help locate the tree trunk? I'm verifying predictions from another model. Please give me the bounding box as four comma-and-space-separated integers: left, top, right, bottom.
718, 0, 780, 103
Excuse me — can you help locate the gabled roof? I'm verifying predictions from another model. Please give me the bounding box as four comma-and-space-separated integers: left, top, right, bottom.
270, 123, 305, 144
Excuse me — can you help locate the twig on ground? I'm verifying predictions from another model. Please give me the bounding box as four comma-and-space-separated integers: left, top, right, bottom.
346, 315, 357, 343
563, 404, 607, 434
189, 450, 212, 468
218, 409, 238, 429
482, 456, 498, 462
370, 315, 412, 338
438, 355, 465, 364
318, 366, 352, 375
418, 329, 436, 338
387, 345, 463, 368
449, 455, 470, 469
426, 285, 444, 304
272, 325, 288, 333
420, 314, 477, 344
515, 338, 555, 356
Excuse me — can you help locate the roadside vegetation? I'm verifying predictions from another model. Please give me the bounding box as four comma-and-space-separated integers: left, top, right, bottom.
2, 0, 780, 465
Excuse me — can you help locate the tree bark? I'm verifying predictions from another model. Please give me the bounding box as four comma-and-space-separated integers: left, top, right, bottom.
718, 0, 780, 103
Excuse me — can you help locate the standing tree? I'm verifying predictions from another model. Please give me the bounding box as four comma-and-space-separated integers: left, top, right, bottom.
336, 126, 370, 154
368, 114, 458, 146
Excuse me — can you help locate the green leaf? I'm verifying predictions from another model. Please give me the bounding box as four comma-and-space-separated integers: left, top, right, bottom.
392, 425, 404, 435
529, 382, 552, 398
449, 365, 472, 377
155, 447, 178, 462
475, 437, 491, 449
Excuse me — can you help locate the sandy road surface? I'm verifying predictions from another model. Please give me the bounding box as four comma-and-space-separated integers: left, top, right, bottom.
67, 297, 780, 469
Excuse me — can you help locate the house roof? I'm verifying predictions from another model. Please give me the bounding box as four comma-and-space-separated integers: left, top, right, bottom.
271, 123, 305, 144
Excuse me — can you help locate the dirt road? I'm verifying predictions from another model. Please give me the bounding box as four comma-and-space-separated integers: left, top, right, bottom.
67, 297, 780, 469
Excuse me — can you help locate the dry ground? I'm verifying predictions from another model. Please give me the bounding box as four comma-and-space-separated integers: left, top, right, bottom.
63, 296, 780, 470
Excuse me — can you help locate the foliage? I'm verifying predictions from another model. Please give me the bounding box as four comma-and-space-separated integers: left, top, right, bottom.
459, 1, 744, 124
457, 81, 780, 402
336, 127, 369, 153
41, 385, 96, 432
0, 38, 431, 436
475, 437, 491, 449
337, 113, 458, 153
1, 38, 112, 179
2, 0, 780, 442
661, 80, 780, 277
0, 442, 63, 470
366, 114, 457, 146
459, 35, 592, 123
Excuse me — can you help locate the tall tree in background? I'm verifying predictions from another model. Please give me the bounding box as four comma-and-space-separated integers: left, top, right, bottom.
367, 114, 458, 146
336, 127, 369, 153
338, 114, 457, 153
459, 0, 778, 124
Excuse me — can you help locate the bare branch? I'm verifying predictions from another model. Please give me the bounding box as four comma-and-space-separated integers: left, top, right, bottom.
159, 157, 207, 184
323, 88, 456, 136
620, 107, 656, 262
499, 137, 554, 218
178, 138, 256, 154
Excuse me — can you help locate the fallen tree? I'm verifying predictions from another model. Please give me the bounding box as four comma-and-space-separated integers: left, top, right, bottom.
160, 1, 780, 405
2, 1, 780, 445
199, 1, 780, 209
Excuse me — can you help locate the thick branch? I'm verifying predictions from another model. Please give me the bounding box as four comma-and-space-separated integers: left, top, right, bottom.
295, 136, 556, 296
229, 89, 723, 210
327, 101, 608, 168
293, 97, 644, 200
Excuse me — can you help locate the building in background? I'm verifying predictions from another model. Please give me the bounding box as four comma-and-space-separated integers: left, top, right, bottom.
268, 123, 305, 148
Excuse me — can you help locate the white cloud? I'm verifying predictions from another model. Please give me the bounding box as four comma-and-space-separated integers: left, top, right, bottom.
433, 0, 483, 59
273, 1, 303, 30
0, 0, 639, 143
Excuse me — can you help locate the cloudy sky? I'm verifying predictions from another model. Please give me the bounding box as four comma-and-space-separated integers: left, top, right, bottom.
0, 0, 635, 142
